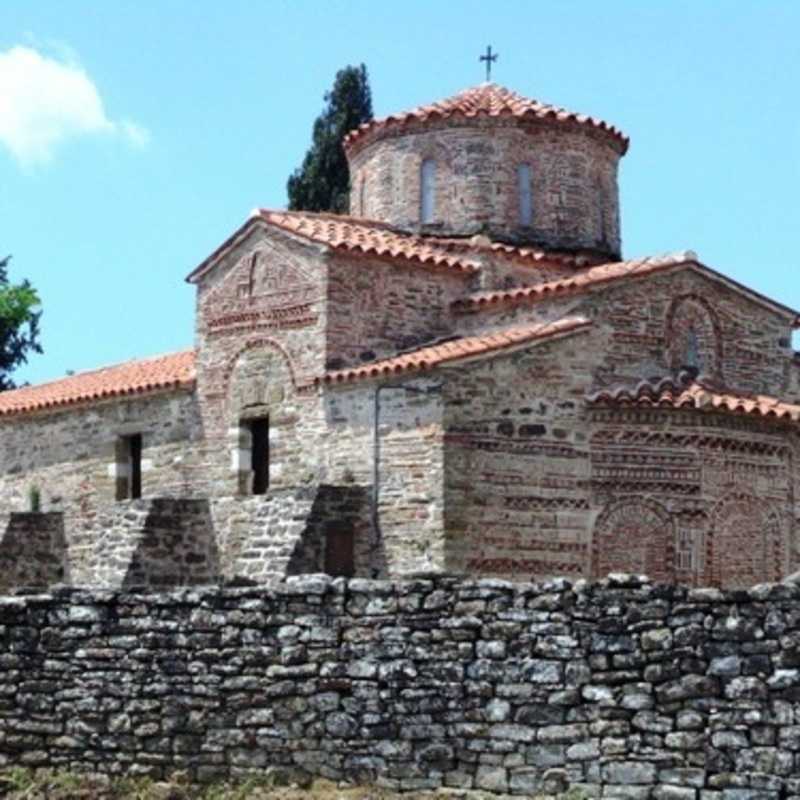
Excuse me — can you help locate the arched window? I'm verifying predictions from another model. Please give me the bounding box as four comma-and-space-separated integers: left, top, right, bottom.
420, 159, 436, 224
685, 329, 700, 371
517, 164, 533, 225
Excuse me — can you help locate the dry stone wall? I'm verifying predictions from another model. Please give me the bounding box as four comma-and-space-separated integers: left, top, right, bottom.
3, 574, 800, 798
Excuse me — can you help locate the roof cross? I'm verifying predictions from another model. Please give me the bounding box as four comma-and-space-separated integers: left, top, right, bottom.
479, 45, 498, 82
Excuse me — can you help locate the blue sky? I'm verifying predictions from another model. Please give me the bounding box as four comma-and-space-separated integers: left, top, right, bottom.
2, 2, 799, 385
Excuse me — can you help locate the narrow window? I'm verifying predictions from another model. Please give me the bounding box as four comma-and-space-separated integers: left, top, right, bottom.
359, 176, 366, 217
517, 163, 533, 226
675, 527, 695, 572
116, 433, 142, 500
420, 158, 436, 224
325, 525, 355, 577
249, 417, 269, 495
685, 329, 700, 371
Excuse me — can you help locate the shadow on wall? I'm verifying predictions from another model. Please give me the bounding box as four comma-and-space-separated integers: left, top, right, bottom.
286, 485, 379, 578
0, 512, 67, 593
122, 499, 221, 590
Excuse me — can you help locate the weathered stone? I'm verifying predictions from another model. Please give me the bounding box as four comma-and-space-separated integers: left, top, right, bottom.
603, 760, 658, 784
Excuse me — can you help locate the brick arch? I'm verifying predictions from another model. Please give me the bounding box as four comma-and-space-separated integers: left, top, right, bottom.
708, 491, 786, 588
223, 337, 300, 422
591, 497, 674, 582
664, 294, 723, 380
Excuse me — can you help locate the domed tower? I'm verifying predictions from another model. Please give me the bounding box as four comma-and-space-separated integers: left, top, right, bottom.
344, 83, 629, 259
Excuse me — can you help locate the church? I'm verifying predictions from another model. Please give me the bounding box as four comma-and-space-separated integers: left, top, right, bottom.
0, 81, 798, 591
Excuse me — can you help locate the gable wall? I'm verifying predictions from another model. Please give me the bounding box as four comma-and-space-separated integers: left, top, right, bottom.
193, 226, 329, 496
585, 269, 795, 396
454, 267, 795, 397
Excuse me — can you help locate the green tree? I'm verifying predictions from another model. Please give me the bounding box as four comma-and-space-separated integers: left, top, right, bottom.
287, 64, 373, 214
0, 255, 42, 390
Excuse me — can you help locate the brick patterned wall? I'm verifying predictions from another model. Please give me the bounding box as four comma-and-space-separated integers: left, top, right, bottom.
456, 267, 796, 398
326, 253, 470, 369
440, 320, 798, 588
193, 225, 329, 496
347, 118, 622, 257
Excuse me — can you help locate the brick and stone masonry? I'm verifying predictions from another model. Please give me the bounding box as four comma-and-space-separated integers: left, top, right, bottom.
0, 81, 798, 592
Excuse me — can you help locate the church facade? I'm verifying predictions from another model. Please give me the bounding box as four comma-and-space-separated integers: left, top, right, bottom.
1, 83, 798, 591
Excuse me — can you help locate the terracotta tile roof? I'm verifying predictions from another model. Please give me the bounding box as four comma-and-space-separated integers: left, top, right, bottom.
428, 234, 601, 269
454, 251, 800, 324
317, 316, 591, 385
258, 210, 481, 274
344, 83, 629, 154
0, 350, 196, 418
588, 375, 800, 422
454, 252, 697, 312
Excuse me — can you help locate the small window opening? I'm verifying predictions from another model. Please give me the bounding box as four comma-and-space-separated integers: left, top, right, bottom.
325, 525, 355, 577
359, 177, 366, 217
116, 433, 142, 500
420, 158, 436, 224
675, 527, 696, 572
249, 417, 269, 495
517, 164, 533, 226
685, 329, 700, 371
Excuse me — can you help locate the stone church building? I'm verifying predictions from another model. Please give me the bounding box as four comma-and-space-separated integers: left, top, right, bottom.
1, 83, 798, 591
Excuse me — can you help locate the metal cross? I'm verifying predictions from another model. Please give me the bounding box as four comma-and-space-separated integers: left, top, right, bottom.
479, 45, 498, 82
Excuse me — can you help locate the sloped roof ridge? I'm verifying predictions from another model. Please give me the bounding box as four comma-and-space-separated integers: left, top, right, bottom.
344, 82, 629, 154
454, 251, 697, 311
317, 315, 592, 386
258, 209, 480, 274
0, 349, 196, 418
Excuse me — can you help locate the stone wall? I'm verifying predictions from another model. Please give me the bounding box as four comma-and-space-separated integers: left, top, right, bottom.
0, 512, 66, 593
0, 488, 374, 592
0, 390, 200, 516
347, 117, 623, 257
4, 574, 800, 798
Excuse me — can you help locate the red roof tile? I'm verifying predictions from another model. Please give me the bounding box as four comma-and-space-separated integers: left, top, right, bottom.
258, 210, 480, 273
454, 251, 800, 324
428, 234, 601, 269
0, 350, 196, 418
344, 83, 629, 154
454, 252, 697, 312
317, 316, 591, 385
588, 375, 800, 422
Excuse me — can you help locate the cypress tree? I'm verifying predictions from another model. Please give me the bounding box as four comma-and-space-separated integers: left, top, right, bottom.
287, 64, 373, 214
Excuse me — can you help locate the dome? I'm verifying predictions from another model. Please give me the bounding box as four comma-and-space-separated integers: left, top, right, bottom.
345, 83, 628, 259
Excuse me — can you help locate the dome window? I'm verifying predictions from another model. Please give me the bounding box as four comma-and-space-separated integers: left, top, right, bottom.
420, 158, 436, 224
517, 163, 533, 226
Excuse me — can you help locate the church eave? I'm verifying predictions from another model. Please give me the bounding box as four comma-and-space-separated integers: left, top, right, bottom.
454, 254, 800, 325
316, 316, 591, 387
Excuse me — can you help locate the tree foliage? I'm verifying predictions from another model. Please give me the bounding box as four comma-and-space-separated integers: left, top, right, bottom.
287, 64, 373, 214
0, 255, 42, 391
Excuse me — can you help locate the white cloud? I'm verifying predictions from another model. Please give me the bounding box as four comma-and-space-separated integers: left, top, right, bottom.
0, 45, 150, 167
